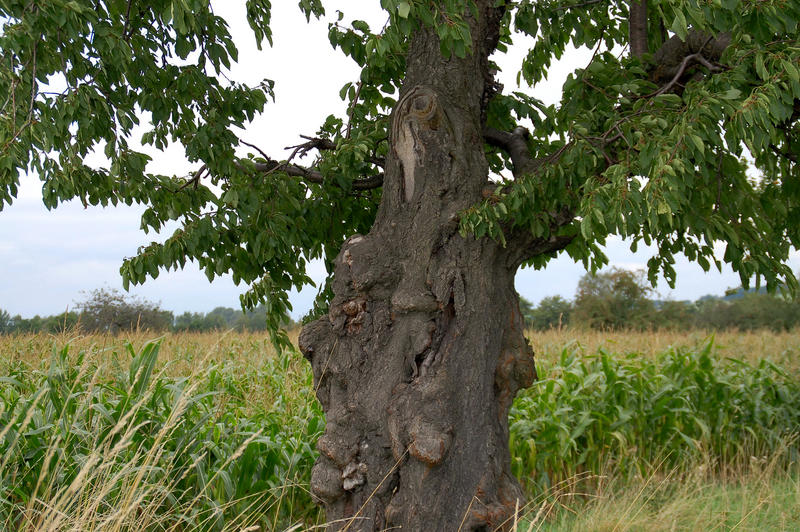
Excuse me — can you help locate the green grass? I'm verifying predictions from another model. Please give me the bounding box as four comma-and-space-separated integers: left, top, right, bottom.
1, 332, 798, 531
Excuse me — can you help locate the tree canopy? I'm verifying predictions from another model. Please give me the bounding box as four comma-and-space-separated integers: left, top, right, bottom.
4, 1, 800, 528
1, 0, 798, 347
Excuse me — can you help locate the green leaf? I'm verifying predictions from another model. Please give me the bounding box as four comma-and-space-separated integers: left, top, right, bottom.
397, 1, 411, 18
670, 10, 688, 41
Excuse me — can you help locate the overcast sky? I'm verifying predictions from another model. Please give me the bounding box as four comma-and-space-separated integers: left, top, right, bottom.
2, 1, 797, 320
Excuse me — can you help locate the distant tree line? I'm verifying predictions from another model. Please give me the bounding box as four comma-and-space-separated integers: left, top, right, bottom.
522, 268, 800, 332
3, 274, 798, 335
0, 288, 295, 335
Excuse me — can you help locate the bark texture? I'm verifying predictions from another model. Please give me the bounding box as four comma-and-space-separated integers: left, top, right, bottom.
298, 3, 537, 530
629, 1, 649, 58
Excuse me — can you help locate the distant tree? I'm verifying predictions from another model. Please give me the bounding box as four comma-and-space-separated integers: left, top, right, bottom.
652, 300, 696, 330
41, 311, 80, 333
0, 309, 12, 333
173, 311, 207, 332
526, 296, 573, 331
695, 292, 800, 331
12, 315, 43, 334
206, 307, 239, 328
236, 304, 295, 331
573, 268, 655, 330
76, 288, 173, 334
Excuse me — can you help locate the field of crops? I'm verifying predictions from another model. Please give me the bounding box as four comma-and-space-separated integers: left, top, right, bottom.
1, 329, 799, 531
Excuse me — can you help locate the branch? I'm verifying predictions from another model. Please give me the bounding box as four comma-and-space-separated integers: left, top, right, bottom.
177, 164, 208, 191
248, 159, 384, 191
770, 143, 798, 163
284, 136, 385, 168
237, 136, 385, 191
483, 126, 539, 177
506, 209, 576, 268
629, 1, 648, 59
122, 0, 134, 42
645, 50, 725, 98
650, 30, 730, 90
345, 81, 363, 139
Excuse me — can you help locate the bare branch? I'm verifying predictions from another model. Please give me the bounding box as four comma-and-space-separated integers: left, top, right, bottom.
249, 159, 384, 191
286, 135, 336, 161
650, 30, 730, 90
123, 0, 134, 42
644, 46, 725, 98
177, 164, 208, 192
238, 139, 267, 159
284, 136, 385, 168
235, 136, 385, 191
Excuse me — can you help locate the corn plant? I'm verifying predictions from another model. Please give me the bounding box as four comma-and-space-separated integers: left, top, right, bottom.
509, 339, 800, 493
0, 340, 324, 531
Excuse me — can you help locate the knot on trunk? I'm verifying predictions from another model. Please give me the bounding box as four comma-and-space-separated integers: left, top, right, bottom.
342, 461, 368, 491
341, 297, 368, 334
392, 85, 450, 202
467, 472, 525, 531
408, 417, 452, 466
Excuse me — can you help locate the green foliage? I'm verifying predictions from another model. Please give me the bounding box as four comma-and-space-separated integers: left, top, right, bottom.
695, 292, 800, 331
522, 295, 572, 330
474, 0, 800, 293
0, 340, 324, 530
509, 340, 800, 492
1, 0, 798, 345
573, 267, 655, 330
75, 287, 173, 333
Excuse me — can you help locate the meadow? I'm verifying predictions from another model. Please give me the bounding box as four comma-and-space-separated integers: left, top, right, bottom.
1, 328, 798, 531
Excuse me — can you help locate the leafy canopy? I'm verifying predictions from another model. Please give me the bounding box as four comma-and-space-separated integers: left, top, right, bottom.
1, 0, 798, 346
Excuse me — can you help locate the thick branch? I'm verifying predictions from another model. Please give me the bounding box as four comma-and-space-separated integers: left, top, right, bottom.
629, 1, 649, 59
651, 30, 730, 88
505, 208, 576, 267
483, 126, 539, 177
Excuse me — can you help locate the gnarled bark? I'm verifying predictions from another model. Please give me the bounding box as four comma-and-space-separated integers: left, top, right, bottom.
298, 3, 537, 530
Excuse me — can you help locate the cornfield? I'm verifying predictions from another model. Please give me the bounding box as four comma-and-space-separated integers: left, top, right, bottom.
1, 330, 798, 530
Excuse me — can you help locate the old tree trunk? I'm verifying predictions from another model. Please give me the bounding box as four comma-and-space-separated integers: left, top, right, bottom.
299, 4, 546, 530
